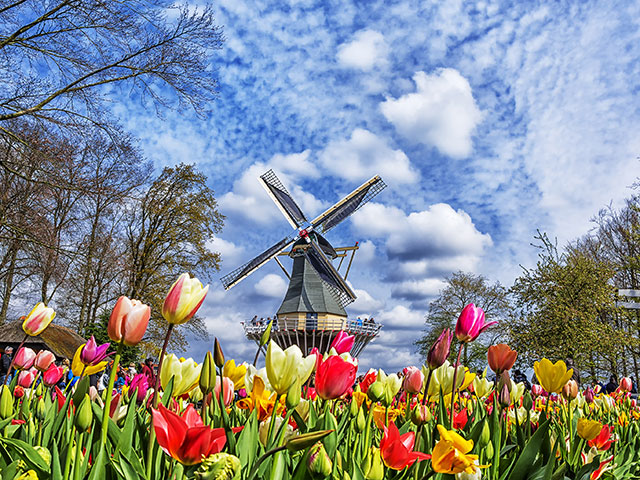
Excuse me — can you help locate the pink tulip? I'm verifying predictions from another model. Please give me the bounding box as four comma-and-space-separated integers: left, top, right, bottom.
455, 304, 496, 343
402, 366, 424, 394
43, 364, 64, 387
330, 330, 355, 354
34, 350, 55, 372
427, 328, 453, 370
214, 377, 234, 407
80, 336, 110, 366
531, 384, 545, 397
13, 347, 36, 370
619, 377, 632, 392
129, 373, 150, 403
584, 387, 595, 404
18, 368, 37, 388
108, 296, 151, 346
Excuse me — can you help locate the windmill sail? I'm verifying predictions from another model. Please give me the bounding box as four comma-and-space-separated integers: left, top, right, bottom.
259, 170, 307, 228
311, 175, 386, 233
221, 236, 295, 289
303, 239, 356, 308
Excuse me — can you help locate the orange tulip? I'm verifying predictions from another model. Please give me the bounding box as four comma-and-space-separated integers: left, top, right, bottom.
108, 296, 151, 346
487, 344, 517, 374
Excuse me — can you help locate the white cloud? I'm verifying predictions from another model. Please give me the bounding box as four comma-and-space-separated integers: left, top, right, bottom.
254, 273, 288, 298
391, 278, 447, 302
319, 129, 418, 184
208, 237, 244, 268
350, 287, 384, 314
337, 29, 389, 71
380, 69, 483, 158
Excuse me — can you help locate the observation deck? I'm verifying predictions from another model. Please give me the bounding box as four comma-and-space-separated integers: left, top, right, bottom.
242, 317, 381, 357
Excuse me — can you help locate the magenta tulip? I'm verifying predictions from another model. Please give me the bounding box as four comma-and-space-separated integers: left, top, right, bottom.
13, 347, 36, 370
43, 364, 65, 387
108, 296, 151, 346
454, 304, 496, 343
80, 336, 110, 366
315, 354, 357, 400
402, 366, 424, 394
129, 373, 150, 403
330, 330, 355, 354
34, 350, 55, 372
18, 368, 37, 388
427, 328, 453, 370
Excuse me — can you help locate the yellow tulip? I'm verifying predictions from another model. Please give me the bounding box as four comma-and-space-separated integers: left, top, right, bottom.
160, 354, 201, 397
533, 358, 573, 394
577, 418, 602, 441
432, 425, 485, 475
460, 369, 476, 391
509, 380, 525, 405
161, 273, 209, 325
473, 375, 494, 399
22, 302, 56, 336
265, 341, 315, 396
71, 345, 107, 376
223, 359, 247, 390
432, 361, 465, 396
237, 375, 278, 421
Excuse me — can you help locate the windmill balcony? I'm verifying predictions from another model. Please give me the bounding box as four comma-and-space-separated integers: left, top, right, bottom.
242, 317, 381, 357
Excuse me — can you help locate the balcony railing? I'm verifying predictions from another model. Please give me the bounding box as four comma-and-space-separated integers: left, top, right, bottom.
242, 318, 381, 337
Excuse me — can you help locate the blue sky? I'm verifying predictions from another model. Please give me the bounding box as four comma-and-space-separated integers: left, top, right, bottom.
118, 0, 640, 372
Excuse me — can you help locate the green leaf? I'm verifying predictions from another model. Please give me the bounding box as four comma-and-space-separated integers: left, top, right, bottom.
161, 376, 174, 406
72, 376, 90, 408
0, 436, 50, 475
87, 444, 107, 480
117, 397, 139, 455
507, 419, 551, 480
237, 410, 259, 470
51, 438, 63, 480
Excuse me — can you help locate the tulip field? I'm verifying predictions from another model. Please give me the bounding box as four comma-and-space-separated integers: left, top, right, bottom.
2, 276, 640, 480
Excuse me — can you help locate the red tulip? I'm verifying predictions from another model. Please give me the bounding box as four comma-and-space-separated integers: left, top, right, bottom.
152, 403, 229, 465
619, 377, 632, 392
108, 296, 151, 346
531, 384, 545, 397
427, 328, 453, 370
402, 366, 424, 394
43, 364, 65, 387
453, 408, 468, 430
380, 421, 431, 470
330, 330, 355, 354
18, 368, 37, 388
359, 369, 377, 393
455, 304, 496, 343
54, 386, 66, 411
13, 385, 24, 398
315, 354, 357, 400
588, 425, 614, 451
13, 347, 36, 370
487, 344, 517, 374
34, 350, 55, 372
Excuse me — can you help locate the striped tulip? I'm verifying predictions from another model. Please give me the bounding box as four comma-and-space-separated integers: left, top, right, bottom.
34, 350, 55, 372
162, 273, 209, 325
108, 296, 151, 346
22, 302, 56, 336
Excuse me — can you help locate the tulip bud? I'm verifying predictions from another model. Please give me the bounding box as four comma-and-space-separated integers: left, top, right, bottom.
34, 446, 51, 466
485, 441, 494, 458
362, 447, 384, 480
497, 370, 511, 394
562, 380, 578, 401
200, 352, 217, 395
0, 385, 13, 419
356, 406, 366, 432
427, 328, 453, 370
285, 430, 334, 452
410, 403, 432, 426
286, 377, 301, 410
349, 398, 359, 417
620, 377, 633, 392
307, 442, 332, 479
213, 338, 225, 368
584, 387, 595, 404
499, 383, 511, 408
259, 318, 273, 347
195, 452, 242, 480
523, 391, 533, 411
13, 347, 36, 370
74, 394, 92, 432
35, 383, 43, 397
36, 397, 46, 421
478, 420, 491, 448
367, 382, 384, 403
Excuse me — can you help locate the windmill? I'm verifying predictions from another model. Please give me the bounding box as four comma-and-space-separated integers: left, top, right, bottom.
221, 170, 386, 356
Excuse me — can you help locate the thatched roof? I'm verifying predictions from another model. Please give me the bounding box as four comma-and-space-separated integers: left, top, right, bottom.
0, 321, 86, 359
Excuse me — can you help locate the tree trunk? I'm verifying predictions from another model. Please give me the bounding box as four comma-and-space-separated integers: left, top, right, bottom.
0, 243, 19, 323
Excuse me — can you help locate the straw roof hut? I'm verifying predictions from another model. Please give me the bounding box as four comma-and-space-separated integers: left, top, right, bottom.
0, 321, 85, 359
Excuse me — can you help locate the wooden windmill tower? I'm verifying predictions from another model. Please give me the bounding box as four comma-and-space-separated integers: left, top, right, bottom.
221, 170, 385, 357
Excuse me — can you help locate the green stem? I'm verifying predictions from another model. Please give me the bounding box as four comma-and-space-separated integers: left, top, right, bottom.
62, 427, 75, 480
101, 342, 123, 446
449, 342, 464, 429
72, 431, 84, 480
421, 369, 433, 405
246, 445, 287, 480
265, 394, 282, 449
217, 366, 236, 452
3, 334, 28, 385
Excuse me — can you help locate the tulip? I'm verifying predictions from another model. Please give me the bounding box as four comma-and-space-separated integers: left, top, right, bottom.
42, 364, 64, 387
265, 341, 315, 396
129, 373, 150, 403
13, 347, 36, 370
315, 353, 357, 400
380, 421, 430, 470
531, 384, 545, 397
370, 369, 402, 406
431, 361, 465, 396
577, 418, 603, 441
71, 344, 107, 376
533, 358, 573, 394
619, 377, 632, 392
33, 350, 55, 372
222, 359, 247, 390
13, 385, 24, 398
162, 273, 209, 325
22, 302, 56, 336
453, 408, 468, 429
472, 375, 494, 399
18, 368, 37, 388
0, 385, 13, 419
410, 404, 432, 426
244, 365, 272, 393
359, 368, 377, 393
196, 453, 242, 480
509, 380, 525, 405
455, 304, 496, 343
214, 376, 234, 407
330, 330, 354, 354
160, 354, 201, 397
562, 379, 578, 401
584, 387, 595, 404
498, 383, 511, 408
362, 447, 384, 480
152, 403, 228, 465
200, 352, 216, 395
432, 425, 484, 475
588, 425, 614, 451
107, 296, 151, 346
487, 344, 517, 374
402, 366, 424, 394
80, 336, 110, 366
307, 442, 333, 478
427, 328, 453, 370
75, 394, 93, 432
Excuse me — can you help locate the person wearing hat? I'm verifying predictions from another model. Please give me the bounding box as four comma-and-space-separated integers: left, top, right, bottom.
0, 346, 14, 383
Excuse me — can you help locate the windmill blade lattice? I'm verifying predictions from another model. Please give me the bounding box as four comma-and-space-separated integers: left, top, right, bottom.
221, 236, 295, 289
259, 169, 307, 228
311, 175, 386, 233
303, 239, 357, 308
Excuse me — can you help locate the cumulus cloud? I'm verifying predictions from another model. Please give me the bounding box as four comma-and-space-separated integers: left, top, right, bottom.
254, 273, 288, 298
380, 69, 483, 158
319, 129, 418, 184
208, 237, 244, 269
337, 29, 389, 71
350, 287, 384, 314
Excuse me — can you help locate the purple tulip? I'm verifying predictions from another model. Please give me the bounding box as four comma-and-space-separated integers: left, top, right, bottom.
129, 373, 149, 403
427, 328, 453, 370
80, 336, 110, 366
